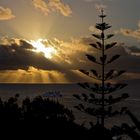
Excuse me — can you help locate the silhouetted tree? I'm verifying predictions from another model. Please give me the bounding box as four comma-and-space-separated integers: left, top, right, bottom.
0, 95, 90, 139
73, 9, 129, 130
123, 110, 140, 140
0, 95, 76, 122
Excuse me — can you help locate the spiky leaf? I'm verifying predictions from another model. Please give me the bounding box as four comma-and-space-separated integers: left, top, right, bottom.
106, 34, 114, 39
82, 93, 88, 102
104, 24, 111, 30
120, 107, 127, 114
74, 106, 81, 111
107, 55, 120, 64
105, 42, 117, 50
73, 94, 81, 100
96, 41, 102, 48
99, 14, 106, 18
92, 34, 102, 40
84, 82, 90, 88
118, 70, 126, 76
89, 93, 95, 98
96, 23, 111, 30
120, 84, 127, 89
95, 23, 103, 30
126, 110, 140, 131
91, 69, 98, 77
105, 69, 115, 80
77, 83, 86, 89
79, 104, 85, 109
122, 93, 129, 99
89, 43, 98, 49
79, 69, 89, 76
86, 54, 96, 63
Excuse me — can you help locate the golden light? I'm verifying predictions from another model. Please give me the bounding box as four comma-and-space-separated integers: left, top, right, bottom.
30, 39, 57, 59
0, 67, 69, 83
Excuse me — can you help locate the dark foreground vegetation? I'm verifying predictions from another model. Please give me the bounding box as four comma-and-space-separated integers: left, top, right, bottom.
0, 9, 139, 140
0, 95, 139, 140
0, 95, 110, 139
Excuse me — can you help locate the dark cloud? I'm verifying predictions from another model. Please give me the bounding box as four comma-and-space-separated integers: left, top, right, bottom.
126, 46, 140, 56
105, 44, 140, 73
0, 39, 61, 70
0, 37, 140, 75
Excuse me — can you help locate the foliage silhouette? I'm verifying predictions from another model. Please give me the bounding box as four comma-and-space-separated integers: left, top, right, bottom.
0, 95, 90, 139
73, 9, 129, 131
123, 110, 140, 140
0, 95, 116, 139
110, 110, 140, 140
0, 95, 75, 121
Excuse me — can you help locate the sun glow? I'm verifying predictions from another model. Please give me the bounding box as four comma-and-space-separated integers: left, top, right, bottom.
30, 39, 57, 59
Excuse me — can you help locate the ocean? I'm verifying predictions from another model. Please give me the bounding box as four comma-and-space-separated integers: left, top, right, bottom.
0, 83, 86, 109
0, 83, 140, 127
0, 83, 93, 125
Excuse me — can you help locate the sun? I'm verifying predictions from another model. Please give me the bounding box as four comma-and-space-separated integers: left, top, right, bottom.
30, 39, 57, 59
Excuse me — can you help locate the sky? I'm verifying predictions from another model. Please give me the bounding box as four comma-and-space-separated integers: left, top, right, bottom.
0, 0, 140, 83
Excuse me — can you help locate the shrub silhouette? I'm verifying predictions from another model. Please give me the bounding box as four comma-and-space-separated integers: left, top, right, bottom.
0, 95, 75, 121
109, 110, 140, 140
0, 95, 90, 138
73, 9, 129, 131
123, 110, 140, 140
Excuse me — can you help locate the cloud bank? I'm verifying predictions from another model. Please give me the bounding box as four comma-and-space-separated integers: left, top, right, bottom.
0, 37, 92, 71
0, 37, 140, 82
0, 37, 140, 72
32, 0, 72, 16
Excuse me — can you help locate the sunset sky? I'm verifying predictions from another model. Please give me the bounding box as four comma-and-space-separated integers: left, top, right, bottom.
0, 0, 140, 83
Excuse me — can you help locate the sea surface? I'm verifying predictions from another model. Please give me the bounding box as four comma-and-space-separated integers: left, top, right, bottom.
0, 83, 92, 125
0, 83, 87, 110
0, 82, 140, 127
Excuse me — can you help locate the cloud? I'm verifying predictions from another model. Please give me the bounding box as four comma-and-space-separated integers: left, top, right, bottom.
32, 0, 72, 16
124, 46, 140, 56
0, 6, 15, 20
0, 37, 94, 71
118, 20, 140, 40
105, 44, 140, 73
1, 37, 140, 73
32, 0, 50, 16
0, 37, 140, 83
0, 37, 21, 45
0, 38, 58, 71
51, 37, 96, 69
49, 0, 72, 16
0, 37, 140, 72
52, 36, 140, 82
119, 28, 140, 39
0, 37, 99, 83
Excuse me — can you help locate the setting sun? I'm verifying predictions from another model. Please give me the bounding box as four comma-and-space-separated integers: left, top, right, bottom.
30, 39, 57, 59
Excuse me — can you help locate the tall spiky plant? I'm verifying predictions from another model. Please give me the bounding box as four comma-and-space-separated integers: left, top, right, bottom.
73, 9, 129, 128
